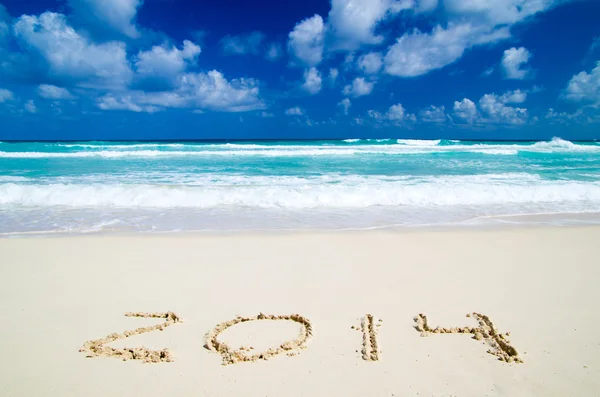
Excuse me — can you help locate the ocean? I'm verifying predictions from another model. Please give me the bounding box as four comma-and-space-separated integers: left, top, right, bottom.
1, 137, 600, 235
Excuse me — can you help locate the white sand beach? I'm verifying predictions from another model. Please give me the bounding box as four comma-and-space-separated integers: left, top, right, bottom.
0, 227, 599, 396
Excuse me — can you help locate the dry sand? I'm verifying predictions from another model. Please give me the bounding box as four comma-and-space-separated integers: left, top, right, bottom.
0, 227, 599, 396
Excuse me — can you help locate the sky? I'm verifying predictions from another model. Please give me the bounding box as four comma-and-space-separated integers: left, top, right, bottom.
0, 0, 600, 141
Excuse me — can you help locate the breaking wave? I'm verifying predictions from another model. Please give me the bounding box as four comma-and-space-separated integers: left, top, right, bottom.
2, 174, 600, 209
1, 138, 599, 159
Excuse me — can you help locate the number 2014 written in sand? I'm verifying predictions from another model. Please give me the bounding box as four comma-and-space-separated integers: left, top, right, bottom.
80, 311, 523, 365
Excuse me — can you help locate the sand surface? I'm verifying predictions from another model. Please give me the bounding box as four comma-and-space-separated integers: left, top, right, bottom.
0, 227, 599, 396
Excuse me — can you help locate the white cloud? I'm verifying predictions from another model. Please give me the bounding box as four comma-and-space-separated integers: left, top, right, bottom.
285, 106, 304, 116
367, 109, 383, 119
499, 89, 527, 104
387, 103, 415, 121
368, 103, 415, 122
13, 12, 132, 88
357, 52, 383, 74
416, 0, 438, 13
384, 1, 563, 78
24, 99, 37, 113
452, 92, 529, 125
288, 14, 325, 66
478, 93, 528, 124
563, 61, 600, 107
338, 98, 351, 114
97, 95, 160, 113
327, 0, 413, 51
260, 111, 274, 117
329, 68, 339, 83
135, 40, 200, 84
266, 43, 283, 61
501, 47, 532, 79
220, 31, 265, 55
38, 84, 75, 100
384, 24, 481, 77
452, 98, 479, 123
302, 67, 322, 94
343, 53, 356, 70
444, 0, 559, 27
97, 70, 265, 113
419, 105, 446, 122
0, 88, 14, 103
68, 0, 142, 38
546, 108, 597, 124
342, 77, 374, 97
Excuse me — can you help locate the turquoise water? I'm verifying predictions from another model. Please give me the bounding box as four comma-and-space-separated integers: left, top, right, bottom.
1, 137, 600, 234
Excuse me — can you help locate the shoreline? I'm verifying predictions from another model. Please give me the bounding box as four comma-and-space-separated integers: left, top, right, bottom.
3, 210, 600, 238
1, 226, 599, 396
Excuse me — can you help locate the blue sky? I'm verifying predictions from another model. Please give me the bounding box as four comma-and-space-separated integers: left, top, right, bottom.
0, 0, 599, 140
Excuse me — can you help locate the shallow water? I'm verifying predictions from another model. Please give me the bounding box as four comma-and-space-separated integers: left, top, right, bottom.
1, 137, 600, 235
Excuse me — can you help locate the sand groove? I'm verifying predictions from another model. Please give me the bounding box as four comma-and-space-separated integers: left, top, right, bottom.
79, 312, 182, 363
204, 313, 313, 365
357, 314, 381, 361
414, 312, 522, 363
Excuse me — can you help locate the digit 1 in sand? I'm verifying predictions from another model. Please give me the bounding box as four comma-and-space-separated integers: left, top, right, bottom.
357, 314, 381, 361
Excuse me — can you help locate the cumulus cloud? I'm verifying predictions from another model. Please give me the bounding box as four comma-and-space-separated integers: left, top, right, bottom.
134, 40, 201, 88
97, 95, 160, 113
24, 99, 37, 113
563, 61, 600, 107
38, 84, 75, 100
0, 88, 14, 102
327, 0, 413, 51
285, 106, 304, 116
220, 31, 265, 55
329, 68, 339, 83
501, 47, 532, 79
288, 14, 325, 66
387, 103, 415, 121
342, 77, 374, 97
357, 52, 383, 74
452, 91, 528, 125
479, 93, 528, 124
499, 89, 527, 104
384, 1, 563, 78
13, 12, 132, 88
302, 67, 322, 94
97, 70, 265, 113
419, 105, 446, 122
368, 103, 415, 122
68, 0, 142, 38
338, 98, 351, 114
384, 24, 505, 77
452, 98, 479, 123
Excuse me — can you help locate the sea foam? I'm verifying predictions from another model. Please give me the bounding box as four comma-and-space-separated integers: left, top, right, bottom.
2, 175, 599, 209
